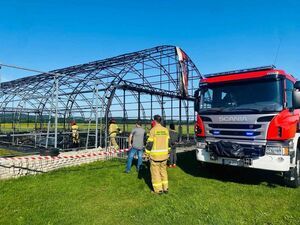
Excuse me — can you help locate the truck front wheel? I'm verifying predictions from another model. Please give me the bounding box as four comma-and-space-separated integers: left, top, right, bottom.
284, 149, 300, 188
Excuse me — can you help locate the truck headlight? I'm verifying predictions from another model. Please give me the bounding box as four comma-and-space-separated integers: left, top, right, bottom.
265, 146, 282, 155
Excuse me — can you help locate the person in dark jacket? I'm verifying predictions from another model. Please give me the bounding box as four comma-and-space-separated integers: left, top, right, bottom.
169, 123, 178, 168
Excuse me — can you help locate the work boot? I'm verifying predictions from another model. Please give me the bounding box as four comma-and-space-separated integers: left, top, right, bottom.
151, 190, 163, 195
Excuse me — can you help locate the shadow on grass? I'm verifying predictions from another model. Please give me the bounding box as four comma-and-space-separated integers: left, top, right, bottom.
177, 150, 285, 188
138, 161, 153, 191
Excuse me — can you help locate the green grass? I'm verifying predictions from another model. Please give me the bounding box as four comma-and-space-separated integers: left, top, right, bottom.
0, 148, 25, 156
0, 122, 193, 135
1, 151, 299, 225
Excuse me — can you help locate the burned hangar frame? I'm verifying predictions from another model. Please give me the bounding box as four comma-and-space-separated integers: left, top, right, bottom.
0, 45, 202, 153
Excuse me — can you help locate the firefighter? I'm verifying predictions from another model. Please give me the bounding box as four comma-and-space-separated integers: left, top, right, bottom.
143, 120, 157, 161
151, 120, 156, 128
109, 118, 120, 150
71, 121, 80, 147
145, 115, 170, 194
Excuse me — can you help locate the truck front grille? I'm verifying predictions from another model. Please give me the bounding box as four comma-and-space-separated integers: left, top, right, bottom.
208, 124, 261, 129
209, 130, 260, 136
206, 123, 265, 140
203, 114, 274, 140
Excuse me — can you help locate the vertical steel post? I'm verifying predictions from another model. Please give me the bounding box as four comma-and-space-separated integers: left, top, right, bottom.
99, 95, 105, 148
179, 99, 182, 142
187, 100, 189, 141
105, 109, 108, 151
142, 59, 145, 85
95, 83, 99, 148
161, 96, 164, 124
34, 112, 37, 147
104, 87, 116, 151
168, 57, 170, 90
12, 99, 15, 144
46, 83, 54, 149
160, 51, 162, 89
171, 98, 173, 122
123, 89, 126, 133
150, 94, 153, 120
138, 92, 141, 120
27, 112, 29, 131
54, 75, 58, 149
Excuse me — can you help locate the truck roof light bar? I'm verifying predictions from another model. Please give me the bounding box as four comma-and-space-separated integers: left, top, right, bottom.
204, 65, 276, 78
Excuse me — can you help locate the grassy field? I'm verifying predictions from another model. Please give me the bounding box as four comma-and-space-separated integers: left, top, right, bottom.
0, 148, 25, 157
1, 151, 299, 225
0, 123, 193, 135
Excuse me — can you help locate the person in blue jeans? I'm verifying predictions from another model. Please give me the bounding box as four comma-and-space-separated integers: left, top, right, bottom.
125, 121, 145, 173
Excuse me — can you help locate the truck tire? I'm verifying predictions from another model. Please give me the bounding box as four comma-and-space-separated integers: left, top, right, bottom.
284, 149, 300, 188
197, 161, 207, 168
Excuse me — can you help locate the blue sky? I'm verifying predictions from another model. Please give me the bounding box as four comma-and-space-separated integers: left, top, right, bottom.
0, 0, 299, 81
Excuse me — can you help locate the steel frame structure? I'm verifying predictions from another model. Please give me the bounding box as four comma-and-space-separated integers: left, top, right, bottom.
0, 45, 201, 153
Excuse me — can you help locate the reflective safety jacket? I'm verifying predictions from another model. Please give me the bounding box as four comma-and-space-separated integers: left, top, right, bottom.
145, 123, 170, 161
71, 124, 79, 140
109, 123, 119, 137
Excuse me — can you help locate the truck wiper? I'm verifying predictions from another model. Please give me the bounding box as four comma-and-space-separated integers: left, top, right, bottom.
225, 108, 261, 113
199, 108, 224, 113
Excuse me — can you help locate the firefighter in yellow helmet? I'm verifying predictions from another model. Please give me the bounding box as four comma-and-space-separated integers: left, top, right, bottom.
109, 118, 120, 150
145, 115, 170, 194
71, 121, 80, 147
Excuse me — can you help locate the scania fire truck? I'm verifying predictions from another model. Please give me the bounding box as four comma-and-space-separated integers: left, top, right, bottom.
194, 66, 300, 187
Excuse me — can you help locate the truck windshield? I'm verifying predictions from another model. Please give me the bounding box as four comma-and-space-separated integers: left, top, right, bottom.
198, 79, 283, 114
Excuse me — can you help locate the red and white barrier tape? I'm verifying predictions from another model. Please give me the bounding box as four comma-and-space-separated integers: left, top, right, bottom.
0, 148, 130, 161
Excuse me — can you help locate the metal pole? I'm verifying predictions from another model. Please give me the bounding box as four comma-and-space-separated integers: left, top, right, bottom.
104, 87, 116, 151
161, 96, 164, 124
34, 112, 37, 147
138, 92, 141, 120
99, 95, 105, 148
187, 100, 189, 141
46, 83, 54, 148
95, 83, 99, 148
160, 51, 162, 89
0, 63, 62, 77
123, 89, 126, 133
12, 100, 15, 144
54, 75, 58, 148
105, 111, 108, 151
179, 99, 182, 142
150, 94, 153, 120
171, 98, 173, 122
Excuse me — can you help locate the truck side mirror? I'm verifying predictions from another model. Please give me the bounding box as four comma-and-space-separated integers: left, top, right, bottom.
293, 81, 300, 109
294, 81, 300, 89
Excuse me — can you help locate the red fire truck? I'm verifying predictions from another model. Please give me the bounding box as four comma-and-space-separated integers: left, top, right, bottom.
194, 66, 300, 187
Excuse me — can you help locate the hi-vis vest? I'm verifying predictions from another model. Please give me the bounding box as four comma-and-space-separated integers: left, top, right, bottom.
109, 124, 119, 137
146, 124, 170, 161
71, 124, 79, 140
71, 124, 78, 134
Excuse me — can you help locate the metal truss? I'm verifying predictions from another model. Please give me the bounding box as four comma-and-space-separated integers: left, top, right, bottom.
0, 45, 202, 152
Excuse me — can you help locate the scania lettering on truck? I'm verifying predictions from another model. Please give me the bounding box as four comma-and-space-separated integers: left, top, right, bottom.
194, 66, 300, 187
